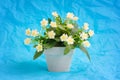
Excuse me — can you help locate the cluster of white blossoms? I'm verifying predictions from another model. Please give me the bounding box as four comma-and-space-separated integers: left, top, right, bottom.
66, 12, 78, 21
40, 12, 79, 29
24, 28, 39, 45
25, 28, 43, 52
52, 11, 79, 21
80, 30, 94, 47
25, 28, 39, 37
40, 12, 78, 45
80, 23, 94, 47
82, 23, 94, 37
47, 31, 75, 45
60, 34, 74, 45
24, 11, 95, 57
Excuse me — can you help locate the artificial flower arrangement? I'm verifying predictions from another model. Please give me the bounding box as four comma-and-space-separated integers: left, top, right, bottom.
24, 12, 94, 61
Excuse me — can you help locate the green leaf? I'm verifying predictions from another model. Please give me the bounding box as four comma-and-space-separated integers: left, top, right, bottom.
55, 16, 62, 25
69, 20, 73, 24
44, 43, 54, 49
64, 46, 71, 55
72, 27, 79, 34
58, 26, 66, 31
48, 18, 51, 24
43, 40, 56, 49
79, 45, 91, 61
55, 37, 60, 41
33, 45, 37, 48
55, 42, 65, 47
33, 51, 43, 60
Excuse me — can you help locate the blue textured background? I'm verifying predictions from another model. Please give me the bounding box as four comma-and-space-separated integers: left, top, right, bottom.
0, 0, 120, 80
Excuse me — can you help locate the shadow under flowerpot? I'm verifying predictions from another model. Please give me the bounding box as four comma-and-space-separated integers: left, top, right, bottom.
5, 61, 48, 75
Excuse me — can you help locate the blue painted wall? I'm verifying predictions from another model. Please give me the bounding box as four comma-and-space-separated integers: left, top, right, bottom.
0, 0, 120, 80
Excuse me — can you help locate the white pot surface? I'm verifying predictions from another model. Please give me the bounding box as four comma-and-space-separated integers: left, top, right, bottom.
44, 47, 74, 72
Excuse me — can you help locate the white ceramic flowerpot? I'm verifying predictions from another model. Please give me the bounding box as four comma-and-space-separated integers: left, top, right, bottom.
44, 47, 74, 72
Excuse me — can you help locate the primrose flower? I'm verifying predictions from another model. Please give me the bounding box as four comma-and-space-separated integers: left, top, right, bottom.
66, 36, 74, 45
60, 34, 68, 42
24, 38, 31, 45
25, 28, 31, 36
52, 12, 58, 17
67, 24, 74, 29
47, 30, 56, 39
73, 16, 78, 21
80, 32, 88, 40
82, 40, 90, 47
50, 22, 57, 28
88, 30, 94, 37
36, 44, 43, 52
66, 12, 74, 19
40, 19, 48, 26
31, 30, 39, 37
83, 23, 89, 30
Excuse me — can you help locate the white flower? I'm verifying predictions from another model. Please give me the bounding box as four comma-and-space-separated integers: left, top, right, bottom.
25, 28, 31, 36
24, 38, 31, 45
36, 44, 43, 52
66, 12, 74, 19
50, 22, 57, 28
88, 30, 94, 37
83, 23, 89, 30
40, 19, 48, 26
60, 34, 68, 42
47, 31, 56, 39
80, 32, 88, 40
82, 40, 90, 47
73, 16, 78, 21
31, 30, 39, 37
67, 24, 74, 29
52, 11, 58, 17
66, 36, 74, 45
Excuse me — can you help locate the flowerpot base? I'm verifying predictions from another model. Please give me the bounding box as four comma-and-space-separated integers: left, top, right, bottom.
46, 55, 72, 72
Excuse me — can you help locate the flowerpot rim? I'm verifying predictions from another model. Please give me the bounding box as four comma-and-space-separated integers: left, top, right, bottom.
45, 47, 66, 50
44, 47, 74, 56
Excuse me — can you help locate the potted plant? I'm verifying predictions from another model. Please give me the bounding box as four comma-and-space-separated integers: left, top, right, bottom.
24, 12, 94, 72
